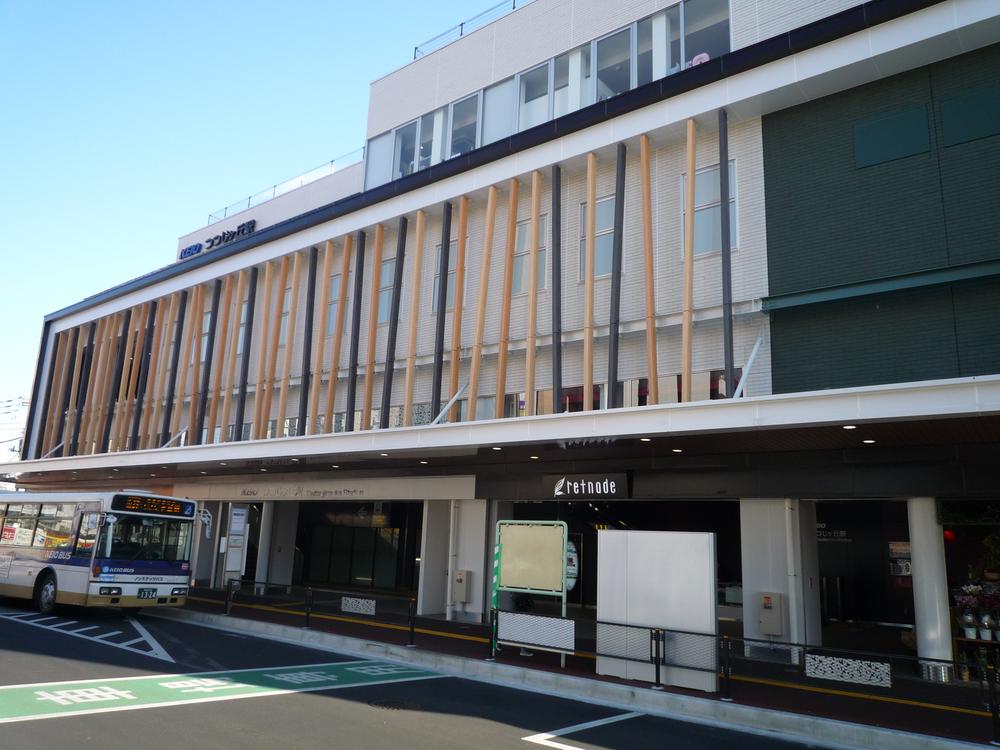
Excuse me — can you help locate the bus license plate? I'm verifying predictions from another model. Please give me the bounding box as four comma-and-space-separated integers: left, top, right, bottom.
138, 589, 157, 599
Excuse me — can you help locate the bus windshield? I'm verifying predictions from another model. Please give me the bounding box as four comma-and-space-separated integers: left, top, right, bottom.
97, 515, 193, 562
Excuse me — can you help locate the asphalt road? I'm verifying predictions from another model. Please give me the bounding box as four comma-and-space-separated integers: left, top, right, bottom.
0, 599, 823, 750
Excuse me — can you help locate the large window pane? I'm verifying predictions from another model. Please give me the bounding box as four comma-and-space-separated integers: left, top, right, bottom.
449, 94, 479, 158
554, 45, 593, 117
378, 258, 395, 324
482, 78, 516, 145
684, 0, 730, 67
519, 64, 549, 131
513, 216, 548, 294
596, 29, 631, 101
418, 108, 447, 170
579, 198, 616, 279
364, 131, 393, 190
682, 162, 737, 255
392, 121, 417, 179
638, 7, 682, 85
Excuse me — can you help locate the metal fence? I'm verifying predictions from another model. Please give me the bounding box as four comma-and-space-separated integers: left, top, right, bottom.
412, 0, 537, 60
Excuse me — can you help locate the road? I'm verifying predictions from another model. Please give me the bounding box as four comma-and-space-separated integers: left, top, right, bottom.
0, 599, 823, 750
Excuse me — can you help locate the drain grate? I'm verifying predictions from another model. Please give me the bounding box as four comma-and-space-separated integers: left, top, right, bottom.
368, 699, 420, 711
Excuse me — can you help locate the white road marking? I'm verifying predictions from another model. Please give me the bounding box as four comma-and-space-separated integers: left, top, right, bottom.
0, 613, 174, 663
126, 618, 175, 663
522, 712, 643, 750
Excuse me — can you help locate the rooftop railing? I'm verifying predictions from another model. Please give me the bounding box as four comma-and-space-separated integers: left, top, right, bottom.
413, 0, 537, 60
206, 146, 365, 225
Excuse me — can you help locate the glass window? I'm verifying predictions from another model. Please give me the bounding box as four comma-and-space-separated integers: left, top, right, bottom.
325, 275, 341, 337
432, 240, 460, 311
2, 504, 39, 546
392, 121, 417, 179
579, 197, 616, 279
512, 215, 548, 294
377, 258, 395, 324
199, 309, 212, 362
418, 108, 448, 170
596, 28, 631, 101
449, 94, 479, 158
364, 131, 393, 190
75, 512, 99, 555
34, 504, 76, 549
236, 300, 248, 355
278, 287, 291, 346
519, 64, 550, 131
684, 0, 730, 68
96, 516, 193, 562
682, 161, 737, 256
638, 7, 682, 85
554, 44, 593, 117
483, 78, 516, 145
284, 417, 299, 437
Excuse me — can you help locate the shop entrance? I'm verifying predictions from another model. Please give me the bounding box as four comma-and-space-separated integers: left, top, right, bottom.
294, 501, 422, 595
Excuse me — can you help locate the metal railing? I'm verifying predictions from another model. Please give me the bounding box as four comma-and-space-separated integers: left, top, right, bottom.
206, 147, 364, 225
413, 0, 537, 60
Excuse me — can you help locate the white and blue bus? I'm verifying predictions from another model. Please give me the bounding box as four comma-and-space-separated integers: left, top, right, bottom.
0, 491, 195, 614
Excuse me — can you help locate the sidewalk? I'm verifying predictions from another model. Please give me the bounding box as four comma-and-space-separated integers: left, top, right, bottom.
177, 588, 991, 748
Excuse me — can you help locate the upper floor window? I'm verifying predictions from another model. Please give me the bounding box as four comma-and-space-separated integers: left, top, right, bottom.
449, 94, 479, 158
278, 286, 291, 346
637, 5, 681, 85
579, 197, 616, 280
554, 44, 592, 118
681, 161, 737, 256
432, 240, 461, 311
519, 64, 550, 131
596, 28, 631, 101
513, 215, 548, 294
377, 259, 395, 324
393, 121, 418, 180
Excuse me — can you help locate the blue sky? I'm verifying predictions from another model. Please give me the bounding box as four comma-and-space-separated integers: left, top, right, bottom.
0, 0, 470, 413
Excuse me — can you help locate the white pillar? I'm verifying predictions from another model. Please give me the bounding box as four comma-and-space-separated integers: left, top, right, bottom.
740, 498, 821, 646
254, 502, 275, 593
907, 497, 952, 662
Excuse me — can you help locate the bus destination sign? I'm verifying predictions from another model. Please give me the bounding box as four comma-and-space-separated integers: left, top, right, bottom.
111, 495, 196, 517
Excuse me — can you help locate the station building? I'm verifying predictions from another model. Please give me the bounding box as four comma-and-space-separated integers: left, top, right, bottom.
4, 0, 1000, 669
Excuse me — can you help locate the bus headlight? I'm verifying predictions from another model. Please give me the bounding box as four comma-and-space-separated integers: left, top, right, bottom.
99, 587, 122, 596
171, 587, 188, 596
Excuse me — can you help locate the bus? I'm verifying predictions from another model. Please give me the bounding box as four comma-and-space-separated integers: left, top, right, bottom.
0, 490, 196, 614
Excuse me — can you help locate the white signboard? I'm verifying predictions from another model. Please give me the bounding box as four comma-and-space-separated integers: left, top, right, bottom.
497, 522, 566, 593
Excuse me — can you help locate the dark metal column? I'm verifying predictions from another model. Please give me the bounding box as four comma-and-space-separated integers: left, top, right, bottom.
607, 143, 627, 409
193, 280, 222, 445
129, 301, 158, 451
159, 292, 187, 447
550, 164, 563, 413
68, 322, 97, 456
102, 310, 132, 453
344, 230, 366, 432
431, 201, 452, 416
719, 108, 735, 396
234, 267, 259, 440
24, 321, 52, 460
296, 246, 319, 436
381, 215, 408, 429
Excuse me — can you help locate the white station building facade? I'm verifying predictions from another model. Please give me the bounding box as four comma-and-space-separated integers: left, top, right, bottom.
5, 0, 1000, 671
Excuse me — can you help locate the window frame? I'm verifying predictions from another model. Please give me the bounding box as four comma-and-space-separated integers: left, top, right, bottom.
578, 196, 617, 282
680, 159, 738, 259
513, 214, 549, 295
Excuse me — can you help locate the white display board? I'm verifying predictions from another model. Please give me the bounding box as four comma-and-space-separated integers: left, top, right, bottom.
596, 530, 718, 692
497, 521, 566, 593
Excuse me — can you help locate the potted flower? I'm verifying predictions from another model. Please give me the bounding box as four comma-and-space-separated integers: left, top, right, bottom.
956, 584, 983, 639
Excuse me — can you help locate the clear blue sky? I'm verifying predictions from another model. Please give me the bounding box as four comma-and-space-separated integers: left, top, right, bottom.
0, 0, 470, 414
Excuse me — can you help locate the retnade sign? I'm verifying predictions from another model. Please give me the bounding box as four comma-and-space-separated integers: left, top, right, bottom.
546, 473, 629, 499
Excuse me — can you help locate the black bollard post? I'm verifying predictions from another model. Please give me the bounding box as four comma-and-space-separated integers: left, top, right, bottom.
225, 578, 239, 616
487, 608, 497, 661
721, 636, 734, 701
651, 629, 664, 690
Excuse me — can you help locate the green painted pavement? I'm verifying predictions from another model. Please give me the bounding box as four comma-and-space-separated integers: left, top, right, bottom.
0, 660, 441, 724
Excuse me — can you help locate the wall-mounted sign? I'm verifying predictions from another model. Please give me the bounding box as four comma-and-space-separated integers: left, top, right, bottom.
178, 219, 257, 262
545, 474, 629, 499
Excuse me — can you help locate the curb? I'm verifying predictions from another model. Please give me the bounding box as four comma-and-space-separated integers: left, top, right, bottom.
151, 607, 980, 750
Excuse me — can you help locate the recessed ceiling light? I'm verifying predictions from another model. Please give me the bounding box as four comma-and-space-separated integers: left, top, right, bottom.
492, 446, 502, 451
672, 448, 683, 453
419, 460, 428, 465
380, 452, 389, 457
150, 473, 156, 477
640, 437, 651, 443
863, 439, 876, 444
200, 471, 207, 475
219, 462, 228, 466
260, 468, 268, 472
842, 425, 857, 430
112, 468, 119, 472
291, 458, 299, 463
331, 464, 339, 469
530, 456, 539, 460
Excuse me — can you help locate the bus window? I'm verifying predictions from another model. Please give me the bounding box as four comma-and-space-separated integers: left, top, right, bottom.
34, 504, 77, 550
96, 516, 193, 562
2, 504, 40, 546
75, 513, 99, 555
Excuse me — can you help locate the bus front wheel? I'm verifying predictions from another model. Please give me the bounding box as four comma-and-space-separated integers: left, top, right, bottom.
34, 573, 57, 615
